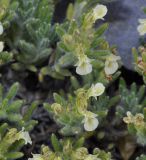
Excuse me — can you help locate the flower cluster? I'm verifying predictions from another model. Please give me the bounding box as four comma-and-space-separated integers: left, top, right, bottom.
45, 83, 105, 134
28, 139, 111, 160
75, 5, 108, 76
132, 46, 146, 83
58, 4, 120, 78
123, 111, 146, 145
123, 111, 145, 127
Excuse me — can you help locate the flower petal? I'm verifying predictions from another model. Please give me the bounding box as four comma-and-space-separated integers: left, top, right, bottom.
137, 24, 146, 36
93, 4, 108, 20
0, 23, 3, 35
104, 61, 118, 75
76, 62, 92, 75
84, 117, 99, 131
0, 41, 4, 52
94, 83, 105, 96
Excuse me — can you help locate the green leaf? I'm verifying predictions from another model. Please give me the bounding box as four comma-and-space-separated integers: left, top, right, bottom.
51, 134, 62, 152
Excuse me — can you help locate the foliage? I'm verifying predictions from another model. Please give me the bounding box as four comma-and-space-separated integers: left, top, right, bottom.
136, 154, 146, 160
0, 82, 38, 131
0, 0, 18, 28
116, 78, 146, 118
0, 0, 146, 160
1, 0, 121, 83
6, 0, 55, 68
0, 124, 24, 160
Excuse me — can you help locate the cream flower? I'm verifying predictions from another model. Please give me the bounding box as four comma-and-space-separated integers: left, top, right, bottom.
18, 127, 32, 145
137, 19, 146, 36
0, 22, 3, 35
93, 4, 108, 20
76, 55, 92, 75
123, 111, 134, 124
51, 103, 63, 115
87, 83, 105, 99
104, 54, 121, 75
0, 41, 4, 52
28, 154, 43, 160
83, 111, 99, 131
85, 154, 100, 160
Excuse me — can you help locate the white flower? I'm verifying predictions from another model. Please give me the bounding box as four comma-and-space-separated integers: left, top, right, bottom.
0, 41, 4, 52
0, 22, 3, 35
137, 19, 146, 36
28, 154, 43, 160
104, 54, 121, 75
88, 83, 105, 99
93, 4, 108, 20
83, 111, 99, 131
18, 127, 32, 145
76, 55, 92, 75
85, 154, 100, 160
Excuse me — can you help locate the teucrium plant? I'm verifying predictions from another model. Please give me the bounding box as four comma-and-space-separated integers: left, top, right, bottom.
0, 83, 38, 159
7, 0, 55, 67
2, 0, 121, 82
0, 82, 38, 131
56, 2, 120, 77
44, 82, 120, 136
44, 83, 105, 135
0, 123, 32, 160
28, 134, 112, 160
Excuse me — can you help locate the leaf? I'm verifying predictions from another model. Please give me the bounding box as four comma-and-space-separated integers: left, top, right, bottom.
6, 83, 19, 101
51, 134, 62, 152
66, 3, 74, 21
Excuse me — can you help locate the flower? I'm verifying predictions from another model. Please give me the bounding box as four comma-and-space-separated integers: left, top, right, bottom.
85, 154, 100, 160
28, 154, 43, 160
74, 147, 88, 160
93, 4, 108, 20
104, 54, 121, 75
76, 55, 92, 75
0, 22, 3, 35
51, 103, 63, 115
123, 111, 134, 124
137, 19, 146, 36
17, 127, 32, 145
83, 111, 99, 131
134, 113, 144, 127
0, 41, 4, 52
87, 83, 105, 99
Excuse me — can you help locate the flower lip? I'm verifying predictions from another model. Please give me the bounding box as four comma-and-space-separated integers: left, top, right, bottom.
28, 154, 43, 160
104, 54, 121, 75
93, 4, 108, 20
83, 111, 99, 132
0, 22, 3, 35
0, 41, 4, 52
18, 127, 32, 145
88, 83, 105, 99
76, 55, 92, 75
